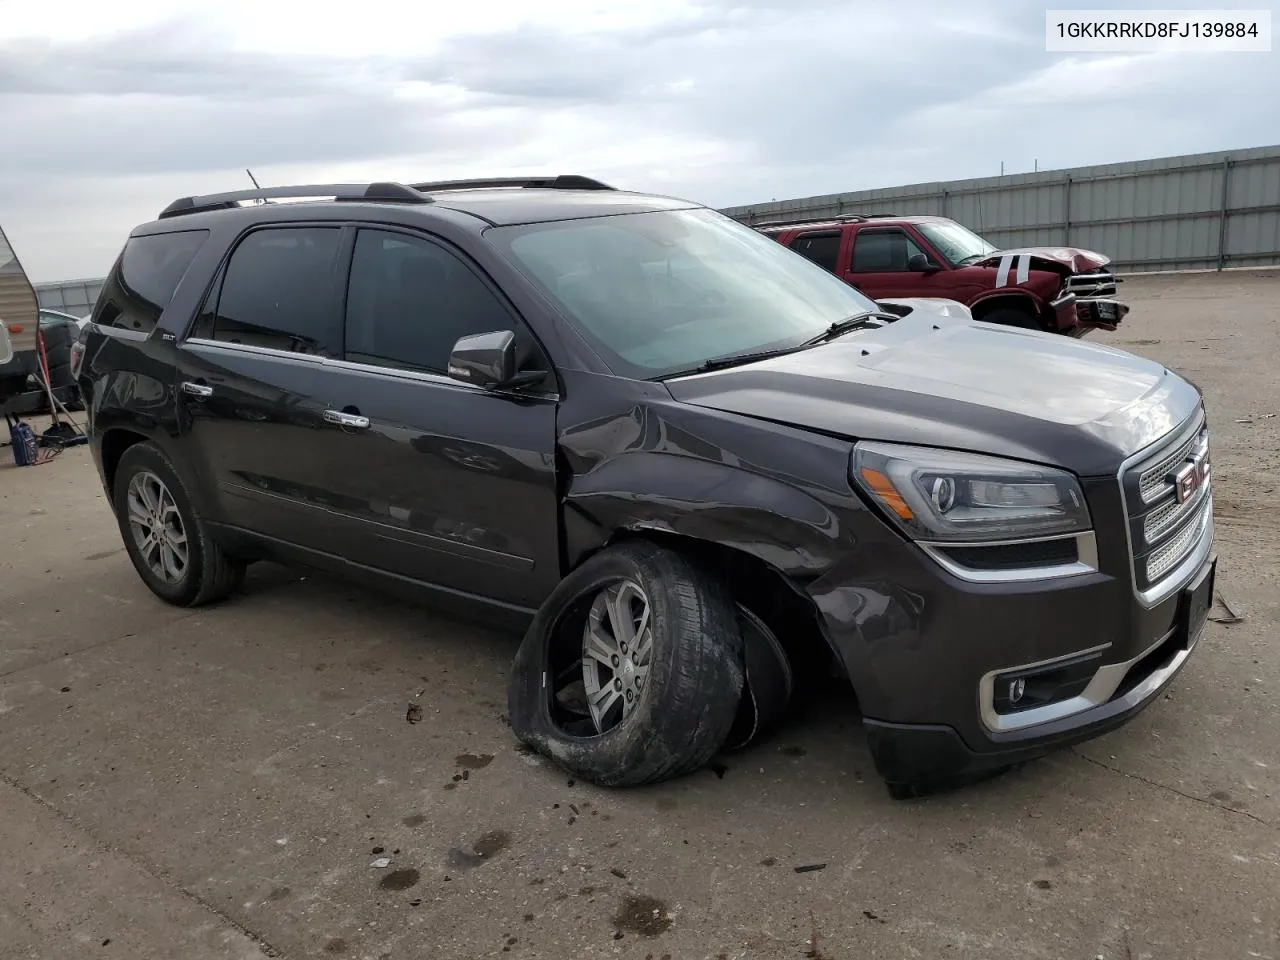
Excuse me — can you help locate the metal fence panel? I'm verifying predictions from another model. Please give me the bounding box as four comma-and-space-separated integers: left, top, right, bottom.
28, 147, 1280, 295
35, 278, 104, 318
722, 145, 1280, 273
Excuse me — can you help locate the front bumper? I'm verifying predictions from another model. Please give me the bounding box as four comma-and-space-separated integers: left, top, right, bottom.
1051, 293, 1130, 333
808, 413, 1216, 788
862, 548, 1215, 786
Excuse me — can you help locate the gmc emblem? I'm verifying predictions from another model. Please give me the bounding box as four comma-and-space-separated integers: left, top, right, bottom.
1171, 448, 1211, 504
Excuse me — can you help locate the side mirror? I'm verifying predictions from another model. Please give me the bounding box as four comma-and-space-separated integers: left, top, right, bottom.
447, 330, 542, 390
908, 253, 940, 273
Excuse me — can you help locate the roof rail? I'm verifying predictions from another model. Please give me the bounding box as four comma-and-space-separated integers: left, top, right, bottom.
748, 211, 903, 229
410, 174, 616, 193
157, 181, 430, 219
749, 213, 865, 228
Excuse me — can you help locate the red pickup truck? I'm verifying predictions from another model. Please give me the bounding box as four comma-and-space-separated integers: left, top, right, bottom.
755, 214, 1128, 337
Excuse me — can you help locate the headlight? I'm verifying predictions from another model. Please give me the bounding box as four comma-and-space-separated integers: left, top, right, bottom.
851, 442, 1091, 543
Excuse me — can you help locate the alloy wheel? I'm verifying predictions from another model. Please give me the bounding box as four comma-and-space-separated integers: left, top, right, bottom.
125, 470, 189, 584
581, 580, 654, 733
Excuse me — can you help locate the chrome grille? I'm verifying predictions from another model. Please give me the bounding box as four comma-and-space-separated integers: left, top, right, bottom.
1064, 271, 1118, 298
1142, 434, 1211, 540
1120, 413, 1213, 600
1147, 508, 1208, 582
1138, 429, 1203, 503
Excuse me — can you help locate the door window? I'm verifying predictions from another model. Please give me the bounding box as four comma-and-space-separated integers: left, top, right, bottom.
790, 231, 841, 272
850, 229, 929, 272
202, 227, 343, 356
343, 229, 519, 376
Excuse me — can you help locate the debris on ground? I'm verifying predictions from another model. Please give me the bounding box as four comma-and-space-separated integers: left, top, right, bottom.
1209, 593, 1245, 624
406, 703, 424, 724
794, 863, 827, 874
370, 857, 392, 869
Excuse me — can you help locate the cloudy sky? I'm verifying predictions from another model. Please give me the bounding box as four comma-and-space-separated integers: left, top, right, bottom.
2, 0, 1278, 282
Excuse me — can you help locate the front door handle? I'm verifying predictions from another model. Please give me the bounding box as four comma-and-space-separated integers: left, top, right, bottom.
323, 409, 370, 430
181, 381, 213, 398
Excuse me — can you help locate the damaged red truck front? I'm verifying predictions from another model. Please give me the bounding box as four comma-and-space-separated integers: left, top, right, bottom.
754, 214, 1129, 337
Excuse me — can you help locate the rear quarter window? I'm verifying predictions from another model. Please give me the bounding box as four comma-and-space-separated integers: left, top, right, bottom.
95, 230, 210, 333
790, 231, 842, 272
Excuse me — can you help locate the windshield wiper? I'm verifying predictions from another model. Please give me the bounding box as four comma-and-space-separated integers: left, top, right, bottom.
694, 346, 801, 373
801, 311, 898, 346
663, 310, 899, 378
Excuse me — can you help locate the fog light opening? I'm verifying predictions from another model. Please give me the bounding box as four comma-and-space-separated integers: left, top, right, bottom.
1008, 677, 1026, 705
991, 650, 1105, 716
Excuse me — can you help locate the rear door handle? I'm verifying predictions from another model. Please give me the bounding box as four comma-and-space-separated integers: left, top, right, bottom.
323, 409, 370, 429
181, 381, 213, 398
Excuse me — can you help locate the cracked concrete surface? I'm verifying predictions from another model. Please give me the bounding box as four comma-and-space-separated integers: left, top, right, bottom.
1, 271, 1278, 959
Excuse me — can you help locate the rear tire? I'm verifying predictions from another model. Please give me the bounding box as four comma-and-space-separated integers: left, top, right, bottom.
508, 540, 745, 787
112, 441, 245, 607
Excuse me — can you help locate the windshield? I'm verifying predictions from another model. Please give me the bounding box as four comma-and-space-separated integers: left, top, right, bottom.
915, 219, 998, 265
488, 208, 882, 379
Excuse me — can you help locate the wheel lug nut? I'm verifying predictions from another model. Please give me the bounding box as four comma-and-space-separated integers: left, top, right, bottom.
620, 642, 628, 654
625, 690, 633, 702
614, 678, 623, 691
611, 655, 620, 667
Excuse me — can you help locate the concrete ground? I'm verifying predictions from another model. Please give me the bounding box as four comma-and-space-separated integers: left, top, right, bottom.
1, 270, 1277, 960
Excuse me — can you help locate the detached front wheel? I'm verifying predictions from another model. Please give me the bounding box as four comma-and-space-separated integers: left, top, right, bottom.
508, 541, 745, 787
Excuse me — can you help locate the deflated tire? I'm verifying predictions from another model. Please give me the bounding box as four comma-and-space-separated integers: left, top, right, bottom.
507, 540, 745, 787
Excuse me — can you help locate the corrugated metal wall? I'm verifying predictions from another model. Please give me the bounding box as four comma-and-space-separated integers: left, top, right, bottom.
721, 145, 1280, 274
35, 278, 105, 319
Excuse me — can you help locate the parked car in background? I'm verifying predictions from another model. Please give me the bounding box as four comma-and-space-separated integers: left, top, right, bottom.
755, 214, 1128, 337
76, 176, 1213, 799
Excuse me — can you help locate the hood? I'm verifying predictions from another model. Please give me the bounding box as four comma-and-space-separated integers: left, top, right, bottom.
875, 297, 973, 321
974, 246, 1110, 274
665, 313, 1201, 476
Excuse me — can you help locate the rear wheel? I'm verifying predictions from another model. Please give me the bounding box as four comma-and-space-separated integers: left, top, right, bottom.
508, 540, 745, 787
112, 442, 245, 607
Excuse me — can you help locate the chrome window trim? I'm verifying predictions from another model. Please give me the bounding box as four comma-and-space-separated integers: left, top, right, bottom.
917, 531, 1098, 584
979, 627, 1175, 734
181, 337, 560, 400
185, 336, 327, 365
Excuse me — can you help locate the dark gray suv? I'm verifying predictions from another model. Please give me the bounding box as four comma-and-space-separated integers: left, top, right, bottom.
74, 176, 1216, 798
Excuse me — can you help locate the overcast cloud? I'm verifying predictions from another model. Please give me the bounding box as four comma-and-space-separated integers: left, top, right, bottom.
1, 0, 1277, 281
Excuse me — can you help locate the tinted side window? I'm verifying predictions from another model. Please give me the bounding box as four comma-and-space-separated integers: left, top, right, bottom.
344, 229, 516, 375
790, 232, 841, 272
97, 230, 209, 332
851, 229, 927, 272
210, 227, 342, 356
